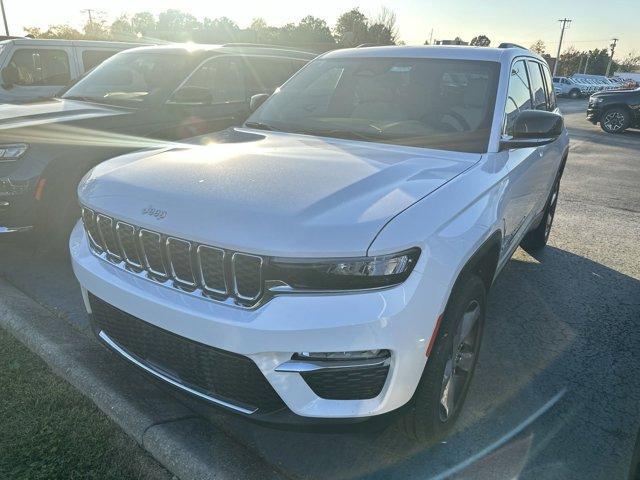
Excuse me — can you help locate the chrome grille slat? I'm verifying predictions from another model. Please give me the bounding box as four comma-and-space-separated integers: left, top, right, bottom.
139, 229, 168, 278
96, 214, 122, 261
232, 253, 263, 302
166, 237, 196, 287
196, 245, 227, 296
81, 209, 264, 308
116, 221, 142, 269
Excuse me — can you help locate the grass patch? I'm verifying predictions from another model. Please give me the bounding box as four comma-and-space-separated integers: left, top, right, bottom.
0, 326, 173, 480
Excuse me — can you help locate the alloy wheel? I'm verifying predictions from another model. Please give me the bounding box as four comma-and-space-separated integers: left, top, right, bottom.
545, 184, 559, 239
603, 111, 625, 132
439, 300, 481, 422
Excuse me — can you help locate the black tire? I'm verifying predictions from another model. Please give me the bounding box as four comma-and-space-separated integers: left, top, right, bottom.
402, 274, 486, 443
600, 107, 631, 134
34, 173, 84, 255
521, 178, 560, 252
568, 89, 580, 99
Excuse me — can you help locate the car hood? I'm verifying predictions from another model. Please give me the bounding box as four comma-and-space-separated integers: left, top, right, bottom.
0, 99, 128, 129
80, 129, 480, 257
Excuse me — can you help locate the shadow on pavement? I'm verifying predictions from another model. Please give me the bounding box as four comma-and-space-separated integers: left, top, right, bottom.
197, 246, 640, 480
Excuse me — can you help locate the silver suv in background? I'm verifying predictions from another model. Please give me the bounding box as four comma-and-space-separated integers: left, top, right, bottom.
0, 38, 141, 104
553, 76, 590, 98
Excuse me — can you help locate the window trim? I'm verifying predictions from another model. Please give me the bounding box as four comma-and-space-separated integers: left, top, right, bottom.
525, 59, 549, 111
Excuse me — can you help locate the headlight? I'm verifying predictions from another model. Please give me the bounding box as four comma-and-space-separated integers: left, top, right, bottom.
267, 248, 420, 291
0, 143, 28, 162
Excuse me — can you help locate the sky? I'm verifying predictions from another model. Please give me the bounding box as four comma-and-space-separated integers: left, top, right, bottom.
2, 0, 638, 58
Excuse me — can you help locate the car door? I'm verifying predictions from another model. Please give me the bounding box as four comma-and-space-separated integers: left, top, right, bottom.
527, 60, 564, 213
155, 55, 251, 140
0, 46, 77, 103
499, 58, 544, 257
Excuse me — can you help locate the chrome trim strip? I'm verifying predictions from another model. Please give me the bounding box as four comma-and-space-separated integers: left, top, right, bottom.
275, 356, 391, 373
98, 330, 257, 415
0, 225, 33, 234
166, 236, 197, 287
231, 252, 263, 302
196, 244, 227, 296
115, 221, 143, 269
96, 214, 122, 261
138, 229, 168, 278
81, 207, 103, 252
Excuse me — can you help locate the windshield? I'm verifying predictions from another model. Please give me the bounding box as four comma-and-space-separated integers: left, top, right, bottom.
247, 57, 500, 153
62, 51, 190, 107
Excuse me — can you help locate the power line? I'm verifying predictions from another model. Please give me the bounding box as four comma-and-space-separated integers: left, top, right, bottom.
553, 18, 572, 76
605, 38, 618, 76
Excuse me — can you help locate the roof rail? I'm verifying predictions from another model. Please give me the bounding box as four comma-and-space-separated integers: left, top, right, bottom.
221, 42, 316, 56
355, 43, 380, 48
498, 42, 528, 50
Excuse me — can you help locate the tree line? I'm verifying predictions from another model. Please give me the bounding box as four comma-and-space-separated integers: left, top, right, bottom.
24, 7, 400, 52
529, 39, 639, 75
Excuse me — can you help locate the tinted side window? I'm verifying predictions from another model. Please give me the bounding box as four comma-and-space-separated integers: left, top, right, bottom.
527, 61, 547, 111
7, 49, 70, 86
503, 59, 531, 135
179, 56, 246, 103
245, 57, 300, 96
541, 63, 557, 110
82, 50, 117, 72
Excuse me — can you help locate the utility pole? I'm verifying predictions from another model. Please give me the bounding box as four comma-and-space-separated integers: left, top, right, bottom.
584, 55, 590, 74
605, 38, 618, 77
553, 18, 572, 76
428, 28, 434, 46
0, 0, 9, 36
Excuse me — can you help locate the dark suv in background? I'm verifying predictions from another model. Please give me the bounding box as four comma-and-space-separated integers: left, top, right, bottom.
0, 43, 314, 246
587, 87, 640, 133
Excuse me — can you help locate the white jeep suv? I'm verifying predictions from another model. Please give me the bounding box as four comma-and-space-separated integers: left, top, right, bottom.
71, 45, 569, 441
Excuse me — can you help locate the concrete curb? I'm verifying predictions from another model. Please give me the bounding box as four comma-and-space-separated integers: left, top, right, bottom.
0, 278, 283, 480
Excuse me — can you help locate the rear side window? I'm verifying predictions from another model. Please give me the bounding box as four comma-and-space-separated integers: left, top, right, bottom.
82, 50, 117, 72
6, 48, 70, 86
527, 61, 547, 111
503, 59, 532, 135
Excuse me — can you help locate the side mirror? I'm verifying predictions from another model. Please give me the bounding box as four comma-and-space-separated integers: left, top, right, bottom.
501, 110, 564, 150
1, 65, 18, 89
170, 86, 213, 105
249, 93, 269, 112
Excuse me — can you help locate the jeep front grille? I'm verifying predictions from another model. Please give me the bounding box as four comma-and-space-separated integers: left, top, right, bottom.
81, 207, 264, 307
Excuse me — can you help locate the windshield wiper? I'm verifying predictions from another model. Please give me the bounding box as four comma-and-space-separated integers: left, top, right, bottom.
244, 121, 279, 131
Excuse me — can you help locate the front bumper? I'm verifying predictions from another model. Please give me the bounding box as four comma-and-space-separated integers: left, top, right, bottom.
586, 104, 603, 124
70, 221, 441, 420
0, 178, 37, 232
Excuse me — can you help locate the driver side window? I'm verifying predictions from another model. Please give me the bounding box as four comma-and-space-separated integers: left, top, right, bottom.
177, 56, 246, 104
503, 59, 532, 136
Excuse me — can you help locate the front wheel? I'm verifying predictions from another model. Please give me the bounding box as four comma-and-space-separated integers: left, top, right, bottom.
402, 274, 486, 442
568, 89, 580, 99
600, 107, 631, 134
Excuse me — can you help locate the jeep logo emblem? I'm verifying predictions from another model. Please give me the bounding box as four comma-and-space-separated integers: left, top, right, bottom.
142, 206, 167, 220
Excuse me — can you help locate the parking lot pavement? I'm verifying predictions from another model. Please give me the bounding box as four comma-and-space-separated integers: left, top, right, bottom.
1, 98, 639, 479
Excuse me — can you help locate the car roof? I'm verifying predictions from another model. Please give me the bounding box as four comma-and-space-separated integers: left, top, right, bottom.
119, 43, 316, 61
320, 45, 544, 64
0, 38, 142, 48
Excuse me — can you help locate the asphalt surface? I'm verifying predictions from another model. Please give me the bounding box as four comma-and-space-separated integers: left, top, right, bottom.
1, 98, 639, 480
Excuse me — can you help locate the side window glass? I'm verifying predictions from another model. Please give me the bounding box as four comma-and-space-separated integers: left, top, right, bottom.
177, 57, 246, 104
503, 60, 532, 135
527, 61, 547, 111
541, 63, 557, 110
213, 58, 246, 103
6, 49, 70, 86
82, 50, 116, 72
246, 58, 299, 96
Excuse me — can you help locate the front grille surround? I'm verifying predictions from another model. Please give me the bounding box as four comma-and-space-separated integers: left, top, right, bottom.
81, 207, 264, 308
